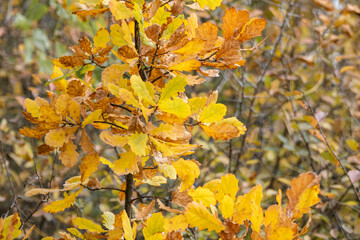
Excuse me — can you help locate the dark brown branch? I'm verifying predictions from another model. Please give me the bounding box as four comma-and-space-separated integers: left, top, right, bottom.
125, 173, 134, 218
93, 121, 127, 130
82, 184, 125, 193
110, 103, 133, 113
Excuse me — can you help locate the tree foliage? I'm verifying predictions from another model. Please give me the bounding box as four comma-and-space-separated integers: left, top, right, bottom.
1, 0, 360, 239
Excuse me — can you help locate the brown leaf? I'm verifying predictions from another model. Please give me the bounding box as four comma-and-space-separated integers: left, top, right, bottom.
117, 45, 138, 59
172, 189, 192, 208
78, 36, 93, 55
67, 80, 86, 97
135, 199, 155, 220
237, 18, 266, 43
80, 129, 95, 154
37, 143, 54, 155
59, 56, 84, 68
19, 127, 48, 140
157, 199, 182, 214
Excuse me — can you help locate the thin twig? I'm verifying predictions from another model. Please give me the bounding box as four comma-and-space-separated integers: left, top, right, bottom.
303, 95, 360, 203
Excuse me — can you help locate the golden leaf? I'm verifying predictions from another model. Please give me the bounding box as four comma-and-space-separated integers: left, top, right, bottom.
72, 217, 105, 233
79, 153, 100, 182
172, 159, 200, 191
184, 202, 225, 232
44, 189, 81, 213
59, 140, 79, 168
188, 186, 216, 208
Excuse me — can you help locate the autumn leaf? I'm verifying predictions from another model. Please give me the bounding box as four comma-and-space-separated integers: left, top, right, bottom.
44, 189, 81, 213
199, 103, 227, 123
72, 217, 105, 233
188, 186, 216, 208
128, 132, 148, 156
121, 211, 134, 240
143, 212, 165, 239
185, 202, 225, 232
158, 98, 191, 119
59, 140, 79, 168
82, 109, 102, 128
286, 172, 320, 219
159, 76, 187, 102
112, 151, 140, 175
109, 0, 133, 20
79, 153, 100, 182
172, 159, 200, 191
93, 28, 110, 51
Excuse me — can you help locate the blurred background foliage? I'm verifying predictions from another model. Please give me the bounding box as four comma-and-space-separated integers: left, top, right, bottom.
0, 0, 360, 239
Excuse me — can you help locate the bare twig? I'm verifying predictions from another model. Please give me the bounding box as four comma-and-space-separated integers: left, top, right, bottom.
303, 95, 360, 203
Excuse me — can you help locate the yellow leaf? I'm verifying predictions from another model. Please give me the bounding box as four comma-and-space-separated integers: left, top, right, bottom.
1, 213, 21, 240
195, 0, 222, 10
109, 84, 142, 109
164, 214, 188, 233
188, 186, 216, 208
25, 188, 60, 197
267, 227, 294, 240
172, 39, 205, 55
286, 172, 320, 219
233, 184, 263, 233
201, 117, 246, 140
67, 228, 84, 239
45, 127, 77, 148
184, 202, 225, 232
161, 16, 183, 40
44, 189, 81, 213
143, 213, 164, 239
203, 179, 221, 193
72, 217, 105, 233
150, 137, 198, 157
172, 159, 200, 191
219, 195, 234, 219
215, 174, 239, 201
158, 164, 177, 179
158, 98, 191, 119
100, 131, 128, 147
109, 0, 133, 20
78, 0, 102, 7
169, 60, 201, 72
264, 205, 280, 228
69, 99, 81, 124
112, 151, 140, 175
199, 103, 227, 123
128, 132, 148, 156
142, 176, 167, 186
24, 97, 49, 118
59, 140, 79, 168
159, 76, 187, 102
55, 94, 70, 117
100, 157, 115, 168
94, 28, 110, 50
82, 109, 102, 128
102, 211, 115, 230
80, 153, 100, 182
188, 97, 207, 114
121, 211, 134, 240
151, 6, 171, 26
130, 75, 155, 106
